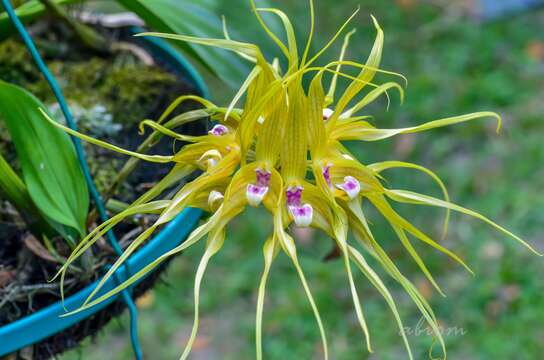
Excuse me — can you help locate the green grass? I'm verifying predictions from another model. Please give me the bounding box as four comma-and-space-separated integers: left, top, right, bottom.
62, 1, 544, 359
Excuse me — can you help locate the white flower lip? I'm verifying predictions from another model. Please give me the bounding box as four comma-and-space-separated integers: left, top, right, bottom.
336, 176, 361, 199
246, 184, 269, 207
208, 190, 224, 204
322, 108, 334, 120
208, 190, 224, 210
289, 203, 313, 227
206, 158, 217, 168
198, 149, 222, 169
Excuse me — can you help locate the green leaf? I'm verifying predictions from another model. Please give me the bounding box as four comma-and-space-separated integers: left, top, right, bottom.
116, 0, 250, 88
0, 151, 58, 238
0, 151, 31, 211
0, 0, 81, 40
0, 80, 89, 237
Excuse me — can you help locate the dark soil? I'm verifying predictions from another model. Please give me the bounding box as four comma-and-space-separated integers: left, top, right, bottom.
0, 17, 206, 360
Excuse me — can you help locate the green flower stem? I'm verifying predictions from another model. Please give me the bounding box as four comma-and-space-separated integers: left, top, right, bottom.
88, 109, 209, 224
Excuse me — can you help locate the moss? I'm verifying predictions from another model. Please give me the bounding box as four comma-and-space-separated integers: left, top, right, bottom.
0, 39, 178, 129
86, 147, 122, 194
101, 63, 177, 125
27, 56, 177, 127
0, 39, 41, 86
0, 37, 183, 196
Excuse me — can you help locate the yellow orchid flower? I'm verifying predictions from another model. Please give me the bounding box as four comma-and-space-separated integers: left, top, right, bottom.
42, 1, 541, 359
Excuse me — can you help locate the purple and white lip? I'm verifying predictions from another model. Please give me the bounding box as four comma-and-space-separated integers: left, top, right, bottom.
246, 168, 271, 207
286, 185, 313, 227
246, 184, 269, 207
336, 176, 361, 199
209, 124, 229, 136
289, 204, 313, 227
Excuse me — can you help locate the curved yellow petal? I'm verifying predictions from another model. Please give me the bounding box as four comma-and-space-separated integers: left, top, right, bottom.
338, 112, 502, 141
255, 236, 278, 360
368, 160, 450, 240
180, 228, 225, 360
386, 189, 542, 256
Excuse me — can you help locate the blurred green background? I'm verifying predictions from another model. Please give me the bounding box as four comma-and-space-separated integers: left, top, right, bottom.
62, 0, 544, 359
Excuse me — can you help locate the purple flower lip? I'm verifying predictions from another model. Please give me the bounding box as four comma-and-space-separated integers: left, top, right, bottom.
246, 184, 269, 207
286, 185, 313, 227
288, 203, 313, 227
209, 124, 229, 136
336, 176, 361, 199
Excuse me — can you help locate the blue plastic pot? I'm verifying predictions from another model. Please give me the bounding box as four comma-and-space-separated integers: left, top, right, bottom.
0, 28, 207, 356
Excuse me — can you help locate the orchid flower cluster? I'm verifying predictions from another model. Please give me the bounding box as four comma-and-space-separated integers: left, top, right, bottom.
44, 2, 540, 359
